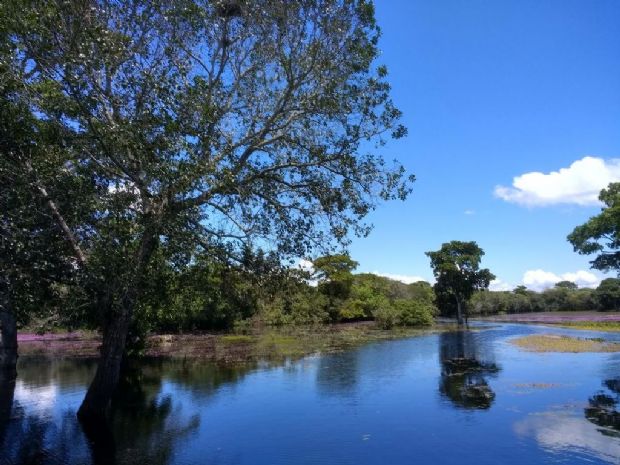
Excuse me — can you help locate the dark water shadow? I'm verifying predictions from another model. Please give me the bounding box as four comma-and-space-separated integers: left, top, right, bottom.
438, 330, 500, 409
0, 358, 257, 465
584, 377, 620, 438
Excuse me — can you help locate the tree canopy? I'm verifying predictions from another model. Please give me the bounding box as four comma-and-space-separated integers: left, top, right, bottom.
426, 241, 494, 325
568, 182, 620, 272
2, 0, 413, 419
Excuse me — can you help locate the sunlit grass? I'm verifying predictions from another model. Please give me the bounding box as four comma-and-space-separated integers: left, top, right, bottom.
552, 321, 620, 332
511, 334, 620, 353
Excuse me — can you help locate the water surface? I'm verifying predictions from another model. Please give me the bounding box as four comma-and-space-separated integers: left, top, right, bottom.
1, 323, 619, 464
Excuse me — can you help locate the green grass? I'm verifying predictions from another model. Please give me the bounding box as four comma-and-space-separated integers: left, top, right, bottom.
511, 334, 620, 353
19, 322, 453, 363
220, 335, 254, 344
552, 321, 620, 332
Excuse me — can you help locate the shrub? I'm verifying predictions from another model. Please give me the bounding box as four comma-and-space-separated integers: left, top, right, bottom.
373, 299, 434, 329
374, 304, 400, 329
393, 299, 434, 326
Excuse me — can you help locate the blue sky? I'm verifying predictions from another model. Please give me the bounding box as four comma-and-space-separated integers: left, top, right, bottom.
346, 0, 620, 290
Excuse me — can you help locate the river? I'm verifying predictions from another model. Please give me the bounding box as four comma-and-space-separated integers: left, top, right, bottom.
1, 323, 619, 464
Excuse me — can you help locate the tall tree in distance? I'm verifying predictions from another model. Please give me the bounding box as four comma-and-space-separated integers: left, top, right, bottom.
313, 254, 359, 321
4, 0, 413, 420
568, 182, 620, 272
426, 241, 494, 325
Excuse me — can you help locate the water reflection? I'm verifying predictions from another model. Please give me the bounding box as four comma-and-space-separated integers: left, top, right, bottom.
438, 331, 500, 409
514, 410, 620, 462
584, 378, 620, 437
0, 359, 253, 465
1, 326, 620, 465
0, 369, 15, 446
316, 351, 359, 398
87, 363, 201, 465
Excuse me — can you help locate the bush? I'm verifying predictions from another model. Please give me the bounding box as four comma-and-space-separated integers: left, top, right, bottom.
339, 300, 367, 320
373, 299, 435, 329
374, 304, 400, 329
394, 299, 435, 326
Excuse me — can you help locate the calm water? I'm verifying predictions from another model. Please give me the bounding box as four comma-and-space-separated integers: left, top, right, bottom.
1, 323, 619, 465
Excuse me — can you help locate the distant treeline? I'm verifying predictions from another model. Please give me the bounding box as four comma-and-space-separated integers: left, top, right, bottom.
468, 279, 620, 316
25, 250, 619, 336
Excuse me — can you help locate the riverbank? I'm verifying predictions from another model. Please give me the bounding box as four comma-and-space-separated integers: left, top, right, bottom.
17, 323, 449, 363
477, 311, 620, 331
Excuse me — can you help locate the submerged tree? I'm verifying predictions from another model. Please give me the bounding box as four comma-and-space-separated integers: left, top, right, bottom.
568, 183, 620, 272
426, 241, 494, 325
4, 0, 412, 419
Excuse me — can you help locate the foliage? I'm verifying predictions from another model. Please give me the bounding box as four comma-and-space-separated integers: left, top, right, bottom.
313, 254, 359, 321
426, 241, 494, 323
373, 299, 434, 329
595, 278, 620, 311
568, 183, 620, 272
555, 281, 578, 290
469, 285, 603, 316
3, 0, 414, 413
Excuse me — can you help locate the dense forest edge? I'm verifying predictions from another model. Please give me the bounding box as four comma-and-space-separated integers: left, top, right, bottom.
14, 250, 620, 338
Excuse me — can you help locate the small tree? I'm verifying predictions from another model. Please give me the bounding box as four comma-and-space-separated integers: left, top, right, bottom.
426, 241, 494, 325
568, 183, 620, 272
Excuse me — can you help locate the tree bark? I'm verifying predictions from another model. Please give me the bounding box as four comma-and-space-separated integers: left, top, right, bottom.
77, 226, 158, 422
77, 304, 131, 421
455, 297, 464, 326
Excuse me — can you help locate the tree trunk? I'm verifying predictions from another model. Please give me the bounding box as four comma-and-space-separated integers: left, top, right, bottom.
455, 298, 464, 326
77, 226, 158, 422
0, 293, 17, 374
77, 305, 131, 421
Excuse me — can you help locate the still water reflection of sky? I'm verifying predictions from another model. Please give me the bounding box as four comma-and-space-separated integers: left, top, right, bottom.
1, 323, 619, 465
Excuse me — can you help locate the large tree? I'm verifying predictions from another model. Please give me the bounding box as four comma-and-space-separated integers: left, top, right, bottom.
4, 0, 412, 420
426, 241, 494, 325
568, 182, 620, 272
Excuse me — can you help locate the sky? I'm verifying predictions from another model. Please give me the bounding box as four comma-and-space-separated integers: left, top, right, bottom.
344, 0, 620, 291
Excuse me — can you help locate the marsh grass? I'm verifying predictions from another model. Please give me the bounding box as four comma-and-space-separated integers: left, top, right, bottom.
19, 323, 449, 363
552, 321, 620, 332
511, 334, 620, 353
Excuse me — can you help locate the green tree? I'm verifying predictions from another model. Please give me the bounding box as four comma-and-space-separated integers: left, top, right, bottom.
4, 0, 412, 419
426, 241, 495, 325
568, 183, 620, 272
0, 48, 96, 372
555, 280, 578, 290
313, 254, 359, 321
595, 278, 620, 311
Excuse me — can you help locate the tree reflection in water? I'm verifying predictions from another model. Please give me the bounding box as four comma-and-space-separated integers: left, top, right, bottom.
438, 331, 500, 409
0, 369, 16, 449
584, 378, 620, 437
0, 360, 200, 465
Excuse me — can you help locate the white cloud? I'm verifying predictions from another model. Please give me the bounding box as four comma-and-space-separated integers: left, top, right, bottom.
296, 258, 315, 273
464, 209, 475, 215
494, 156, 620, 207
522, 269, 600, 291
489, 278, 512, 292
373, 272, 431, 285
